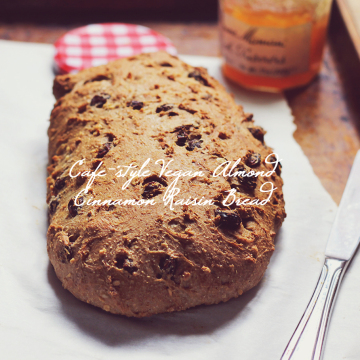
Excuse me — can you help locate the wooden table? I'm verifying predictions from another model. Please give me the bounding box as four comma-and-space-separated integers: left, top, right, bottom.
1, 3, 359, 204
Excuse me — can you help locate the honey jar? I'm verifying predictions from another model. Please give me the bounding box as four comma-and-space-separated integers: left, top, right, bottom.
219, 0, 333, 92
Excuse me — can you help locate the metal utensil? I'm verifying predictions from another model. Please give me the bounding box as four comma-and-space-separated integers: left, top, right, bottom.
281, 150, 360, 360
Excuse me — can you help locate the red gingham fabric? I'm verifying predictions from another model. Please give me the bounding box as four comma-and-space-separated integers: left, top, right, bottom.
54, 23, 177, 74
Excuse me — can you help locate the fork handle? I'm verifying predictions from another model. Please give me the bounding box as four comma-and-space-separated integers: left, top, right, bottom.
281, 257, 348, 360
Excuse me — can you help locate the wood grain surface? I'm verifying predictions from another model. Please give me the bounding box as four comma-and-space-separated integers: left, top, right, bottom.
0, 4, 359, 204
337, 0, 360, 59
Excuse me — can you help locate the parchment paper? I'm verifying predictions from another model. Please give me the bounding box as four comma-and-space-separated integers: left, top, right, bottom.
0, 40, 359, 360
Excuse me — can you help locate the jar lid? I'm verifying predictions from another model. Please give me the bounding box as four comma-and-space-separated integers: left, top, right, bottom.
54, 23, 177, 74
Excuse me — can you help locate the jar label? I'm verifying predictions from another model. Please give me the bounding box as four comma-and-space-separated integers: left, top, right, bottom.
220, 13, 312, 78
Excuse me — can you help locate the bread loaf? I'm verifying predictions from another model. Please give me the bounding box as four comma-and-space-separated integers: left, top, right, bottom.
47, 51, 286, 317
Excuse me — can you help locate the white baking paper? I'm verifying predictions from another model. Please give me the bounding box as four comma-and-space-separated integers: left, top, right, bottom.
0, 40, 359, 360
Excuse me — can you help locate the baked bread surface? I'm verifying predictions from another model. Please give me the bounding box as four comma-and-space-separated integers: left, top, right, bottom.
47, 51, 286, 317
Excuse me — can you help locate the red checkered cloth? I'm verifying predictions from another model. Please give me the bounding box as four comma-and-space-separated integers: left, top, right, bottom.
54, 23, 177, 74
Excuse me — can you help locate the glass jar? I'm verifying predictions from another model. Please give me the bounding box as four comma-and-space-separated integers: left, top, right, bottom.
219, 0, 333, 92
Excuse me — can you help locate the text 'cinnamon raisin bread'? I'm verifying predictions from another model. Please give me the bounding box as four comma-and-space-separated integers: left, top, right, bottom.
47, 51, 286, 317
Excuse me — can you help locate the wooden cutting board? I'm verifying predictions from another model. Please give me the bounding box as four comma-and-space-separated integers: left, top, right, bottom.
337, 0, 360, 58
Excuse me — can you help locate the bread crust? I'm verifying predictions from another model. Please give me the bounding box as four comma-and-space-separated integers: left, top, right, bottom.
47, 51, 286, 317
